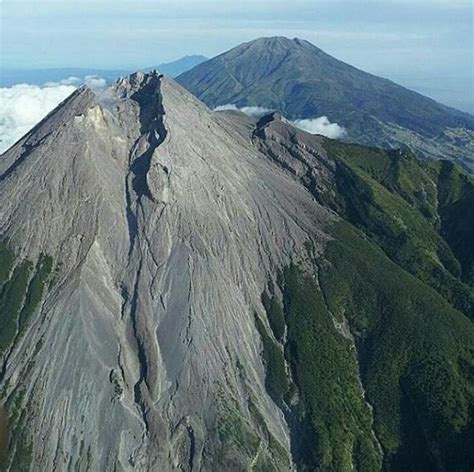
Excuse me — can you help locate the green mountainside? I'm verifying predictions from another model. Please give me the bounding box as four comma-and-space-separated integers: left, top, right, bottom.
255, 130, 474, 471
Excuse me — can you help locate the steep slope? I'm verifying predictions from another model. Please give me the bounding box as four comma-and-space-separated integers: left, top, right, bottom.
177, 37, 474, 170
0, 73, 473, 472
0, 72, 334, 471
250, 114, 474, 471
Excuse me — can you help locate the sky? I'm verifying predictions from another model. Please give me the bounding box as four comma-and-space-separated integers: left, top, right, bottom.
1, 0, 473, 108
0, 0, 473, 152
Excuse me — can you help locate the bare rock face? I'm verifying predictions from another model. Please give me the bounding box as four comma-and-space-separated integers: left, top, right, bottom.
0, 72, 335, 470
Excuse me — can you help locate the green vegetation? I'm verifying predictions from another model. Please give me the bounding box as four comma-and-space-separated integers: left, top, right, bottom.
0, 243, 52, 470
322, 139, 474, 320
0, 241, 15, 290
254, 315, 288, 405
261, 290, 285, 342
18, 254, 53, 334
318, 221, 474, 471
280, 264, 382, 472
247, 396, 291, 470
0, 241, 53, 352
254, 144, 474, 471
4, 389, 33, 472
259, 220, 474, 470
0, 260, 32, 352
436, 160, 474, 285
214, 390, 261, 470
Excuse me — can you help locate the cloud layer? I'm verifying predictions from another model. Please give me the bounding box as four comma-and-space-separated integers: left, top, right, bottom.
0, 76, 107, 153
0, 83, 76, 153
214, 103, 273, 117
292, 117, 346, 139
45, 75, 107, 89
214, 104, 346, 138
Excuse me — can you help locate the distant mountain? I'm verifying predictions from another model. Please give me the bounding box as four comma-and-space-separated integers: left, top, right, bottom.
0, 55, 207, 87
177, 37, 474, 170
1, 72, 473, 471
152, 55, 208, 77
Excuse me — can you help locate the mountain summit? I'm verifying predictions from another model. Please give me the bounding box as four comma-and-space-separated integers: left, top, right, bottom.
0, 72, 473, 471
177, 36, 474, 170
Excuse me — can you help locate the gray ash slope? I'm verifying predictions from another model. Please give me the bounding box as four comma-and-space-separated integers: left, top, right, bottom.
177, 36, 474, 171
1, 72, 473, 472
0, 72, 334, 471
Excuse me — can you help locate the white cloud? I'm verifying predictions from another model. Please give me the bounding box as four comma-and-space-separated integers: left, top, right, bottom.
240, 105, 273, 117
45, 75, 107, 90
213, 104, 346, 139
214, 103, 273, 117
291, 116, 346, 138
45, 76, 82, 87
214, 104, 240, 112
0, 76, 107, 153
84, 75, 107, 90
0, 83, 76, 153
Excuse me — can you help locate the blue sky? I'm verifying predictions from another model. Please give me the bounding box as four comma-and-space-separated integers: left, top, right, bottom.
1, 0, 473, 111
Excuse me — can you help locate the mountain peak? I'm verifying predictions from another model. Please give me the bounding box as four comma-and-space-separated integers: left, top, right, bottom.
177, 37, 474, 169
238, 36, 317, 54
113, 70, 164, 98
246, 36, 307, 46
0, 66, 338, 470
